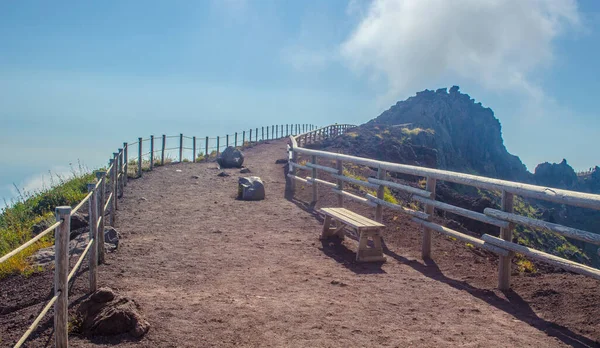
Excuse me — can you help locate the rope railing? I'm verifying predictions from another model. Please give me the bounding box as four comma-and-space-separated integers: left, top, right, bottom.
14, 293, 60, 348
0, 221, 62, 264
70, 191, 93, 216
1, 123, 317, 347
287, 124, 600, 292
68, 239, 94, 282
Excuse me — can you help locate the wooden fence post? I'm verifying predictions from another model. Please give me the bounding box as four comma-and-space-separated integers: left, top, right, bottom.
376, 168, 386, 222
216, 136, 220, 156
286, 124, 289, 136
234, 132, 238, 147
290, 148, 297, 193
117, 149, 124, 197
150, 135, 154, 170
54, 206, 71, 348
336, 160, 344, 206
161, 135, 166, 166
179, 134, 183, 162
311, 155, 318, 206
95, 172, 106, 263
267, 126, 270, 140
226, 134, 229, 148
193, 136, 197, 162
262, 127, 265, 141
422, 177, 437, 259
110, 158, 117, 226
242, 131, 245, 145
87, 184, 98, 293
112, 152, 119, 203
275, 126, 278, 139
205, 136, 209, 161
249, 129, 253, 143
138, 138, 143, 177
498, 191, 515, 290
123, 142, 128, 185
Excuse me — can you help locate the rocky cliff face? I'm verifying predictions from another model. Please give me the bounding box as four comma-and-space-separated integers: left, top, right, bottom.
367, 86, 531, 182
534, 159, 578, 189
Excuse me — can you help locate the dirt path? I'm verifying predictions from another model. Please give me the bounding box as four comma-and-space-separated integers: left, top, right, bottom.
72, 139, 568, 347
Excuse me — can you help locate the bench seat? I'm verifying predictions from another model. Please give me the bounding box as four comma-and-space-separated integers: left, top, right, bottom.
319, 208, 386, 263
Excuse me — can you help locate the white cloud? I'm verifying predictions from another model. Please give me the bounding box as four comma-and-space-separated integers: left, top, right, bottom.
340, 0, 581, 104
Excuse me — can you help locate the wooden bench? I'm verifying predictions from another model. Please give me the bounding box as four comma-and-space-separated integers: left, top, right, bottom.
319, 207, 386, 263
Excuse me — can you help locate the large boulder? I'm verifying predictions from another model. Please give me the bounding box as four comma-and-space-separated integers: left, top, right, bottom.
217, 146, 244, 168
238, 176, 265, 201
76, 287, 150, 338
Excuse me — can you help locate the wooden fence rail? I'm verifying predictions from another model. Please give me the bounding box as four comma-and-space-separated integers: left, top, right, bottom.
1, 123, 315, 347
286, 124, 600, 291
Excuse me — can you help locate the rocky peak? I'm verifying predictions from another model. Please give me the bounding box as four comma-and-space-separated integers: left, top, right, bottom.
534, 159, 578, 189
367, 86, 530, 182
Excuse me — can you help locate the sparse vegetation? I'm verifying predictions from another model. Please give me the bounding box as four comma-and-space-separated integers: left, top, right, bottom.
0, 165, 96, 278
401, 127, 435, 137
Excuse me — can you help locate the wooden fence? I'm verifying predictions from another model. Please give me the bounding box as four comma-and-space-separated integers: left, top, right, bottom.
287, 124, 600, 290
0, 123, 315, 348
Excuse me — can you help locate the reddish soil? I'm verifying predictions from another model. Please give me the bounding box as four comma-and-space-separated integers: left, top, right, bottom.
1, 139, 599, 347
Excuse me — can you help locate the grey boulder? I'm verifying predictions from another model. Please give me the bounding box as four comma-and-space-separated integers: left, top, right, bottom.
238, 176, 265, 201
217, 146, 244, 168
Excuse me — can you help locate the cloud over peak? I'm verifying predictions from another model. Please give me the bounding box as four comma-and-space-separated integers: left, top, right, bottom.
340, 0, 581, 102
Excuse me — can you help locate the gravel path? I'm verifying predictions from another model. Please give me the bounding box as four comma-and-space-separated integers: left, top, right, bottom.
68, 139, 568, 347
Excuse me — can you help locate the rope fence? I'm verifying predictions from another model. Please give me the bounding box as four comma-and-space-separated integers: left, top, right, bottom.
0, 122, 317, 347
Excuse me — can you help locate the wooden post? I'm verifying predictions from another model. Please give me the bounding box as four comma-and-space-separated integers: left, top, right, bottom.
422, 177, 437, 259
150, 135, 154, 170
117, 148, 124, 197
112, 152, 119, 203
234, 132, 238, 147
161, 135, 166, 166
87, 184, 98, 293
267, 126, 270, 140
109, 158, 117, 226
216, 136, 220, 156
286, 124, 289, 136
179, 134, 183, 162
311, 155, 318, 206
336, 160, 344, 207
376, 168, 386, 222
290, 148, 297, 193
281, 125, 284, 138
138, 137, 142, 177
193, 136, 197, 162
242, 131, 245, 145
249, 129, 253, 143
95, 172, 106, 263
275, 125, 278, 139
54, 206, 70, 348
205, 136, 209, 161
123, 142, 128, 185
262, 127, 264, 141
498, 191, 515, 290
256, 128, 258, 141
226, 134, 229, 148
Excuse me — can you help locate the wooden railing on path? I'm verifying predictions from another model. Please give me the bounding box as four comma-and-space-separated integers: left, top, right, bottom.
286, 124, 600, 291
0, 123, 316, 348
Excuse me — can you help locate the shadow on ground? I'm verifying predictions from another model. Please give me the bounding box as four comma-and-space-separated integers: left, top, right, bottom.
287, 187, 597, 348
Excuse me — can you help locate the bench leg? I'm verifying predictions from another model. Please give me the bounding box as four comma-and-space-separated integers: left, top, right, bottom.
356, 229, 386, 263
320, 216, 332, 240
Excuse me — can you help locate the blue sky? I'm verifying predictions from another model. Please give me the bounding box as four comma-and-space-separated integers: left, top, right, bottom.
1, 0, 599, 203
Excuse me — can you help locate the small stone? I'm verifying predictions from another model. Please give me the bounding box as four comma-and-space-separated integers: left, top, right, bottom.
240, 167, 251, 173
217, 171, 230, 177
275, 159, 288, 164
176, 169, 182, 172
330, 280, 340, 285
191, 175, 200, 179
